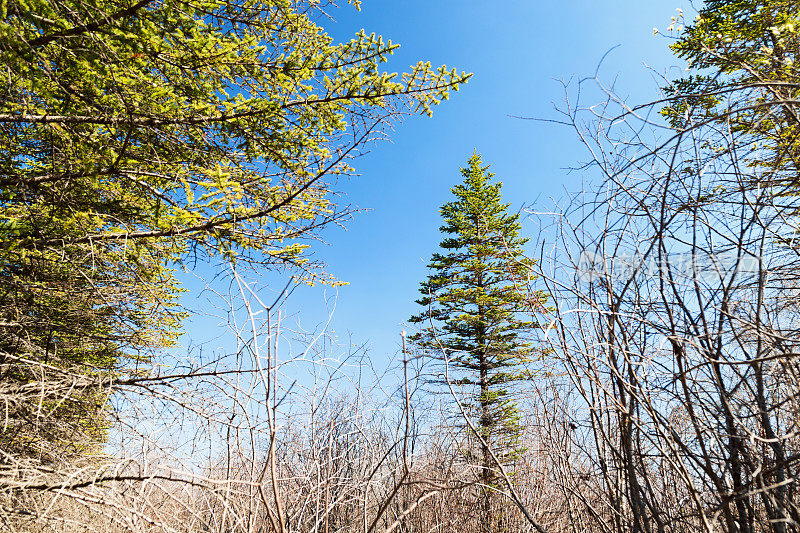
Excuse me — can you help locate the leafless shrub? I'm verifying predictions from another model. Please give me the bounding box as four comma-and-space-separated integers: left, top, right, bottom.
0, 264, 551, 532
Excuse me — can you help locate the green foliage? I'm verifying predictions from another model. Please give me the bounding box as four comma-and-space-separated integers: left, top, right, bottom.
409, 153, 548, 526
0, 0, 468, 460
663, 1, 800, 170
671, 0, 800, 77
0, 0, 469, 275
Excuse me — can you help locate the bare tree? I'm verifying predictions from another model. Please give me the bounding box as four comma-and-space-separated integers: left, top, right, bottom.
528, 74, 800, 532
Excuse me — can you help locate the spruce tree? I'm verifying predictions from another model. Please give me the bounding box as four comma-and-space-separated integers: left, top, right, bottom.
409, 153, 548, 532
0, 0, 467, 464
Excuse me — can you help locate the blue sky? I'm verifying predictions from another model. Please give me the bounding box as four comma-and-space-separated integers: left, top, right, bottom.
182, 0, 692, 368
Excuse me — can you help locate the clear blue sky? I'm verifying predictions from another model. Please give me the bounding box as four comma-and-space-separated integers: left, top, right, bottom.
181, 0, 693, 367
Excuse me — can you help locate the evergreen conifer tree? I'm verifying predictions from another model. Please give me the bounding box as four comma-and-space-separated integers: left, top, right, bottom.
0, 0, 467, 463
409, 153, 548, 532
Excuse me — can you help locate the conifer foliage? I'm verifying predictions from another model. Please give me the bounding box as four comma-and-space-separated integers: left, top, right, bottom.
409, 153, 548, 531
0, 0, 468, 476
